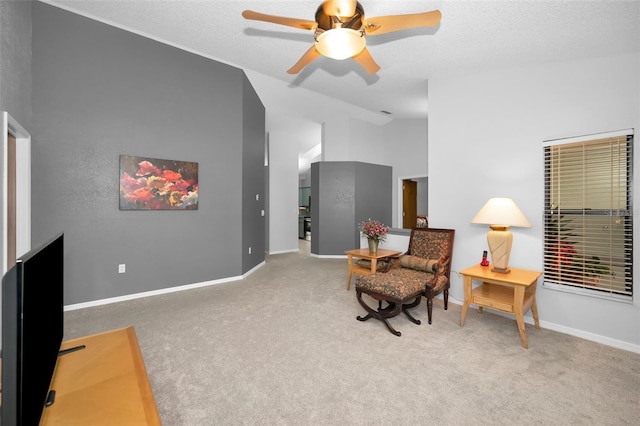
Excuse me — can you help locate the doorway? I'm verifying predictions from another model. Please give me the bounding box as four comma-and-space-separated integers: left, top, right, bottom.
397, 176, 428, 229
2, 111, 31, 275
402, 179, 417, 228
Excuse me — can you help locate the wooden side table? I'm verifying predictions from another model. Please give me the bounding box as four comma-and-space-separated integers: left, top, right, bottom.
345, 248, 402, 290
459, 264, 542, 349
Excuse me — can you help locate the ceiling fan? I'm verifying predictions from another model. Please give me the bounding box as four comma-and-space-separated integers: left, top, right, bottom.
242, 0, 442, 75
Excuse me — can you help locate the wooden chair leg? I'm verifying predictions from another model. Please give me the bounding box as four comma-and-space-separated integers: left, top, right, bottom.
355, 290, 403, 336
426, 296, 433, 324
402, 296, 422, 325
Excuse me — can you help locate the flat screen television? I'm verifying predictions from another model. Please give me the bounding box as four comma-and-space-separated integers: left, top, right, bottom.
1, 233, 64, 426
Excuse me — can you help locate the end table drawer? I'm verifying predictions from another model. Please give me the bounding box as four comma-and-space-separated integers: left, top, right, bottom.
472, 295, 513, 312
471, 284, 515, 313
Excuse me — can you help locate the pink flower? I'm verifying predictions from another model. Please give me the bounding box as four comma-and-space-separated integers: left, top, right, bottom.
359, 219, 389, 242
136, 160, 161, 177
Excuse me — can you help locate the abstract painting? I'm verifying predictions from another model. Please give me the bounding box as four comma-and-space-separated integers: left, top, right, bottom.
119, 155, 198, 210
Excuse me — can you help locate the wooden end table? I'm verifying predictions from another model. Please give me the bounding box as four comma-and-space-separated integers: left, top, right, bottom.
345, 248, 402, 291
459, 264, 542, 349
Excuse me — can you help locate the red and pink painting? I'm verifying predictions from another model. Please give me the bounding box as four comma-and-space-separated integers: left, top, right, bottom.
119, 155, 199, 210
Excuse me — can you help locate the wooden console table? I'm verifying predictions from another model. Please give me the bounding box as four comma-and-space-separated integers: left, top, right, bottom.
40, 326, 160, 425
459, 264, 542, 349
345, 248, 402, 290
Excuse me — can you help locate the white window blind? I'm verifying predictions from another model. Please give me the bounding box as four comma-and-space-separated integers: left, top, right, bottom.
543, 130, 633, 299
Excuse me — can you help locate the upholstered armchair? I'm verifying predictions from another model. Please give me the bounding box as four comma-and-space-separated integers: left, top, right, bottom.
354, 227, 455, 336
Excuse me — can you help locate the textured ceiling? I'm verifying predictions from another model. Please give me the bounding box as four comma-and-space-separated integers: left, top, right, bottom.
44, 0, 640, 122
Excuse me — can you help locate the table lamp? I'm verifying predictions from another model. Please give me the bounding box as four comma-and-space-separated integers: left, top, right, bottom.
471, 197, 531, 273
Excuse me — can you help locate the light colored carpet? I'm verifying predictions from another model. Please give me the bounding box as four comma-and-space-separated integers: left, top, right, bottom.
64, 241, 640, 425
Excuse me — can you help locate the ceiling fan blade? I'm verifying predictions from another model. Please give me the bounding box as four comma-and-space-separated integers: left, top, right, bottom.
287, 46, 322, 74
242, 10, 318, 31
364, 10, 442, 36
351, 48, 381, 75
322, 0, 357, 18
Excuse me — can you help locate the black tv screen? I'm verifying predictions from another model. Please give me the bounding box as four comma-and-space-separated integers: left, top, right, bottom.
1, 233, 64, 426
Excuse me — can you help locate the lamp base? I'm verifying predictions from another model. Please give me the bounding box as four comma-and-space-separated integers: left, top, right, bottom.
491, 266, 511, 274
486, 226, 513, 274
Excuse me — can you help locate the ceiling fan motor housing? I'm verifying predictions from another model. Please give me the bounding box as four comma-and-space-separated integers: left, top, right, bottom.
314, 1, 364, 31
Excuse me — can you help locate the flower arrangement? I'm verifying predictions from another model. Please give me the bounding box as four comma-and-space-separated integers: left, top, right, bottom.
359, 218, 389, 243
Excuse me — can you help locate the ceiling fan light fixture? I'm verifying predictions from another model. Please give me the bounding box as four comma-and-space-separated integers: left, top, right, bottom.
315, 28, 365, 60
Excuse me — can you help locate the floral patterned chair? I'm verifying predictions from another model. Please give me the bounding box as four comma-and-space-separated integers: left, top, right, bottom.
354, 227, 455, 336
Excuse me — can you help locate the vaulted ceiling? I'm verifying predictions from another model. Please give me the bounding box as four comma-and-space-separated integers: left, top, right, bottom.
44, 0, 640, 122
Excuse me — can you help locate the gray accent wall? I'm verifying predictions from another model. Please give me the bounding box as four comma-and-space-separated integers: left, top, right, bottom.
0, 0, 32, 128
242, 74, 266, 270
311, 161, 392, 255
30, 2, 265, 305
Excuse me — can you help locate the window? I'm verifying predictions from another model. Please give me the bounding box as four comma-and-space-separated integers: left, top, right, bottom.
543, 129, 633, 300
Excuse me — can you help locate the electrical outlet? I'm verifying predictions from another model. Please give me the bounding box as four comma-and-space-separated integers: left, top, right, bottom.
118, 264, 126, 273
248, 247, 252, 254
255, 194, 260, 201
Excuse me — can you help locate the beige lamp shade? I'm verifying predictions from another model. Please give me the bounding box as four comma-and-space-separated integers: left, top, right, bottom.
471, 197, 532, 228
471, 198, 531, 273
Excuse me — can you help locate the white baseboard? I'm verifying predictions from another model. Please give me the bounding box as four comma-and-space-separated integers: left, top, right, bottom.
446, 296, 640, 354
311, 254, 347, 259
268, 248, 299, 255
64, 261, 265, 312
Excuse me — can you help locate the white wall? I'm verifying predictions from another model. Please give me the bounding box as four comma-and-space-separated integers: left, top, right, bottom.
429, 53, 640, 352
350, 118, 428, 227
267, 128, 300, 254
